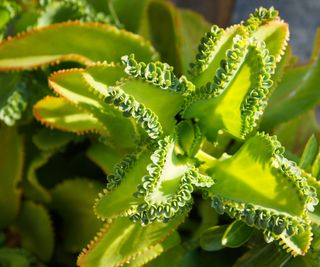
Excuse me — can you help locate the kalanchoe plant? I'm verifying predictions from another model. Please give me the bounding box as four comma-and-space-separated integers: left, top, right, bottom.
0, 1, 320, 266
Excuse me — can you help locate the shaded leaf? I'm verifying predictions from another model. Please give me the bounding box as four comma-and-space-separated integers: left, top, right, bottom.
51, 178, 104, 253
0, 125, 23, 229
12, 201, 54, 262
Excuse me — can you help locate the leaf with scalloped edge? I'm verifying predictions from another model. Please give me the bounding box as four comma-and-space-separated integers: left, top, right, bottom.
12, 201, 54, 262
47, 68, 138, 148
207, 132, 317, 255
243, 7, 289, 62
184, 36, 275, 141
51, 178, 104, 253
130, 136, 197, 225
82, 61, 185, 139
77, 215, 185, 267
33, 96, 107, 135
189, 25, 247, 88
304, 173, 320, 226
0, 21, 158, 70
0, 125, 23, 229
94, 149, 151, 220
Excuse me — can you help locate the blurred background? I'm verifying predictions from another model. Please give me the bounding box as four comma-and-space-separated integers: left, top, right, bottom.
172, 0, 320, 62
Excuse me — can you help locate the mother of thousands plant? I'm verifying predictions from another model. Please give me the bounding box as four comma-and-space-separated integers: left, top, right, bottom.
0, 0, 320, 266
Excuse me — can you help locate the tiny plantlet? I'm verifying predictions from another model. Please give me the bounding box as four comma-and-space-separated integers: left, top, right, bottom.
0, 1, 319, 266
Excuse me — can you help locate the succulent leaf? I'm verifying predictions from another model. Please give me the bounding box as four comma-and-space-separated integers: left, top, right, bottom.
0, 248, 34, 267
121, 54, 194, 93
242, 7, 289, 62
208, 132, 317, 255
189, 25, 247, 88
77, 215, 185, 267
221, 221, 254, 248
262, 51, 320, 129
184, 36, 275, 140
0, 125, 23, 229
32, 128, 75, 152
200, 225, 228, 252
94, 149, 151, 220
51, 178, 104, 252
24, 150, 52, 203
45, 68, 137, 148
124, 232, 180, 267
87, 141, 131, 174
82, 63, 185, 139
33, 96, 107, 135
0, 21, 158, 70
131, 136, 199, 225
37, 0, 111, 26
147, 0, 211, 75
12, 201, 54, 262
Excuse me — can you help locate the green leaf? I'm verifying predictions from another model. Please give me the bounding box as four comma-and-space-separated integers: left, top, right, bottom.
124, 232, 181, 267
208, 133, 317, 255
83, 63, 184, 139
23, 150, 52, 203
47, 68, 138, 148
94, 149, 151, 220
262, 57, 320, 128
147, 0, 211, 75
0, 248, 33, 267
0, 72, 20, 109
248, 18, 289, 62
199, 225, 228, 251
189, 25, 247, 88
0, 72, 26, 126
221, 221, 253, 248
33, 96, 107, 135
176, 121, 203, 158
32, 128, 75, 152
130, 136, 202, 224
37, 0, 110, 27
312, 148, 320, 179
51, 178, 104, 253
12, 201, 54, 262
77, 215, 185, 267
0, 125, 23, 229
272, 109, 319, 156
233, 243, 291, 267
184, 36, 275, 140
87, 141, 130, 174
112, 0, 149, 33
299, 135, 319, 172
0, 21, 158, 70
143, 243, 184, 267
